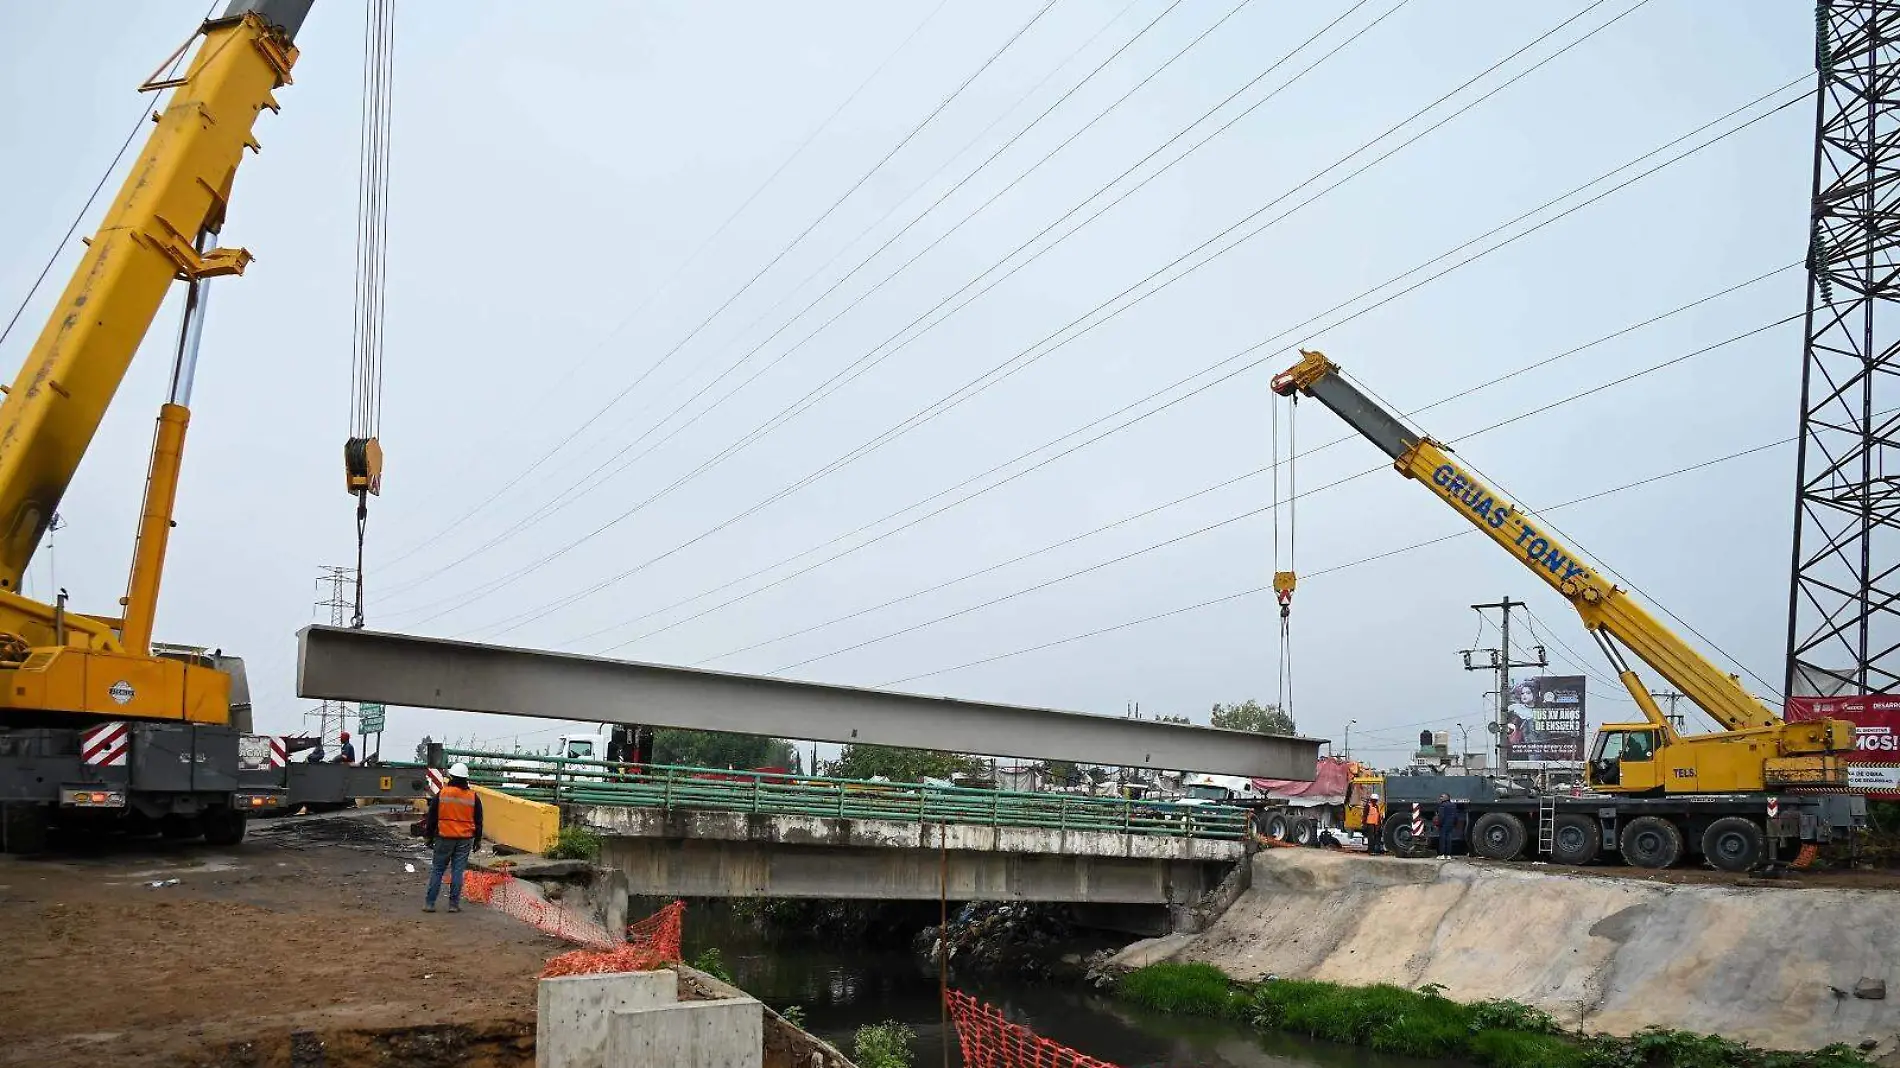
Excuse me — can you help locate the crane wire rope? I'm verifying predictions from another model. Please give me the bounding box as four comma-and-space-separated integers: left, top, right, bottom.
473, 75, 1807, 644
754, 313, 1798, 675
345, 0, 397, 628
596, 262, 1794, 658
373, 0, 1195, 594
373, 0, 957, 570
879, 417, 1835, 689
0, 1, 222, 352
384, 0, 1644, 628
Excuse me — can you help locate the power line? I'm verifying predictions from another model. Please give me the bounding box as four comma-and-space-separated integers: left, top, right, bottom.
373, 0, 956, 570
503, 78, 1807, 644
373, 0, 1210, 594
396, 1, 1678, 631
750, 316, 1795, 674
882, 425, 1810, 688
643, 270, 1794, 663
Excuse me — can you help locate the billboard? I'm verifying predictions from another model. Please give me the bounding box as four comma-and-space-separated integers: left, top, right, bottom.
1784, 693, 1900, 799
1506, 675, 1586, 762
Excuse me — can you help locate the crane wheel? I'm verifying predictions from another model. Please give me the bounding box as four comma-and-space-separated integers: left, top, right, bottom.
1701, 817, 1764, 873
1550, 814, 1600, 865
1385, 819, 1435, 859
1471, 812, 1528, 861
1619, 816, 1683, 869
201, 808, 246, 848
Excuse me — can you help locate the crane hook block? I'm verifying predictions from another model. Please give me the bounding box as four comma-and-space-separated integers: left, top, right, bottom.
345, 436, 383, 496
1273, 570, 1296, 618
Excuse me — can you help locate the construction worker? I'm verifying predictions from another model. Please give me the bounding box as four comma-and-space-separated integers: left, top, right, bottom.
423, 762, 483, 913
335, 731, 356, 765
1363, 792, 1385, 855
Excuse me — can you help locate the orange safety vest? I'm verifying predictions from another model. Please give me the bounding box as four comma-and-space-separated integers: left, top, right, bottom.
1364, 800, 1383, 826
436, 785, 479, 839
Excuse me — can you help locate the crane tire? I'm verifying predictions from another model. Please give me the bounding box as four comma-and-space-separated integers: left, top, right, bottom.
201, 808, 246, 848
1263, 813, 1290, 841
0, 803, 50, 855
1701, 816, 1764, 873
1385, 819, 1434, 859
1291, 817, 1318, 846
1550, 814, 1600, 865
1470, 812, 1528, 861
1619, 816, 1683, 869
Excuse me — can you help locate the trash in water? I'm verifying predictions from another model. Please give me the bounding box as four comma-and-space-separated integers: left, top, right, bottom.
147, 879, 181, 889
404, 863, 416, 874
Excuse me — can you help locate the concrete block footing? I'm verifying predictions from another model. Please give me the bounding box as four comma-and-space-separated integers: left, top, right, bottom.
536, 970, 763, 1068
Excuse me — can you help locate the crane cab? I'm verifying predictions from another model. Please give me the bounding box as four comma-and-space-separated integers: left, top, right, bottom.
1587, 725, 1662, 792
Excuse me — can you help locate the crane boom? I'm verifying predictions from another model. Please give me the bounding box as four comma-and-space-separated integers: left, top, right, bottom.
0, 0, 307, 723
1270, 351, 1853, 767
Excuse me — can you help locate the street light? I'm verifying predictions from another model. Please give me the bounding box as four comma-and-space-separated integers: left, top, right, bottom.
1344, 719, 1357, 759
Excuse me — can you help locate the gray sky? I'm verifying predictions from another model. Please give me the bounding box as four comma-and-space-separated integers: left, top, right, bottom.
0, 1, 1812, 766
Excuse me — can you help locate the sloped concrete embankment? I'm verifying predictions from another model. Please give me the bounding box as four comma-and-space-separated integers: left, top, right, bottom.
1178, 851, 1895, 1053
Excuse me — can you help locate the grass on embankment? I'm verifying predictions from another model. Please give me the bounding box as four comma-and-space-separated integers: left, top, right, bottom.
1115, 963, 1874, 1068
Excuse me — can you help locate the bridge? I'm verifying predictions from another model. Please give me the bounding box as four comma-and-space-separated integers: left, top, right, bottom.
452, 752, 1250, 927
297, 626, 1322, 779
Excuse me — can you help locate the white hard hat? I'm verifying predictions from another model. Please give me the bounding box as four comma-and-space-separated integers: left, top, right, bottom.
448, 761, 470, 779
1371, 793, 1380, 800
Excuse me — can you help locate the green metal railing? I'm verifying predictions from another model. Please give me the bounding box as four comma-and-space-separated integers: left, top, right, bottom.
433, 749, 1247, 840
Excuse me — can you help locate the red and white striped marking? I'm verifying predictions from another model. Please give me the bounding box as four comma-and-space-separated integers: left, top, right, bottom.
268, 737, 287, 768
1410, 802, 1423, 838
426, 768, 446, 795
81, 722, 130, 766
1766, 798, 1780, 819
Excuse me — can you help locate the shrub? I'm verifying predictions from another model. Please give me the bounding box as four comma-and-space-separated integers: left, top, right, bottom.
1468, 998, 1561, 1035
853, 1020, 915, 1068
779, 1004, 807, 1028
544, 825, 600, 861
1471, 1028, 1586, 1068
1116, 963, 1240, 1017
690, 947, 734, 983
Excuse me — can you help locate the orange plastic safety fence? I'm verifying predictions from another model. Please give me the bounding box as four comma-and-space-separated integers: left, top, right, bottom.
947, 989, 1122, 1068
542, 900, 685, 978
460, 870, 685, 979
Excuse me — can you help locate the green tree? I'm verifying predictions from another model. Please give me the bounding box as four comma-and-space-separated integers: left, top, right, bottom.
827, 744, 980, 782
1210, 699, 1296, 735
1039, 759, 1080, 787
652, 729, 795, 770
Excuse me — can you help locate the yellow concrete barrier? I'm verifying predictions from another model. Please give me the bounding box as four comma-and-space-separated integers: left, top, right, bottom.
474, 785, 559, 855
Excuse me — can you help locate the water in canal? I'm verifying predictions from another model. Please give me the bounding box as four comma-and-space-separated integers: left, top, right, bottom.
678, 903, 1468, 1068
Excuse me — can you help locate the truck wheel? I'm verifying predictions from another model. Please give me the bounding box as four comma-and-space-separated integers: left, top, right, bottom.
1, 803, 50, 854
1385, 819, 1434, 859
1263, 813, 1290, 841
1550, 815, 1600, 865
160, 815, 203, 841
1291, 818, 1318, 846
1701, 817, 1764, 873
1470, 812, 1528, 861
1619, 816, 1683, 869
201, 809, 246, 848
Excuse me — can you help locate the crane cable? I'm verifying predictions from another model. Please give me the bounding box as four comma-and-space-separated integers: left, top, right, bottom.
1271, 386, 1297, 720
344, 0, 396, 627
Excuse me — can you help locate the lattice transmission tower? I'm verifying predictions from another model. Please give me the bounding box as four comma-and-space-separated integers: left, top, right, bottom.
1786, 0, 1900, 700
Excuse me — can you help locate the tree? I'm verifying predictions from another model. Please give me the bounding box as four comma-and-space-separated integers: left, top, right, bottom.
1154, 713, 1191, 725
827, 744, 980, 782
652, 729, 795, 770
1039, 759, 1081, 787
1210, 699, 1296, 735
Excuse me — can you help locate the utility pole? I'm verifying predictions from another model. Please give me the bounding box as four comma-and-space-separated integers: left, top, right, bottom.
1649, 690, 1686, 732
1461, 597, 1547, 771
1343, 719, 1356, 760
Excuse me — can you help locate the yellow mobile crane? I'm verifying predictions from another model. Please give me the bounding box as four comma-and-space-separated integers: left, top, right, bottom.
1271, 350, 1864, 870
0, 0, 419, 852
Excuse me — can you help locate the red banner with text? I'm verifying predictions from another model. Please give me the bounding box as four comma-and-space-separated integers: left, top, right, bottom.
1785, 694, 1900, 799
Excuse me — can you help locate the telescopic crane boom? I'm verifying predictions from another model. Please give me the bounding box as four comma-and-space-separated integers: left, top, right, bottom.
0, 0, 309, 724
1271, 350, 1854, 795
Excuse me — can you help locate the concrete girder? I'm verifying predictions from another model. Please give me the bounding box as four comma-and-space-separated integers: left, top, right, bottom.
295, 626, 1322, 779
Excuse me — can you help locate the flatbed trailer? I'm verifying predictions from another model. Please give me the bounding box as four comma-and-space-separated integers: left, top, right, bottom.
1379, 791, 1866, 871
0, 721, 429, 852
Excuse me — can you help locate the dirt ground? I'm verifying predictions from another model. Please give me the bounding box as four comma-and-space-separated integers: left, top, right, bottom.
0, 812, 560, 1068
1468, 854, 1900, 889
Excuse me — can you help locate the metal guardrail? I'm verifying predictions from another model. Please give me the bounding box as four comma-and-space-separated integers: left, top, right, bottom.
433, 749, 1248, 840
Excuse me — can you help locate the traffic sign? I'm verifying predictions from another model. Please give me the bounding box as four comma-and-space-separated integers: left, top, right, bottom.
358, 702, 386, 733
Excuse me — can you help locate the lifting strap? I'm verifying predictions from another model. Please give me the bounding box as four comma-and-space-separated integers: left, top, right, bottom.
1272, 387, 1297, 718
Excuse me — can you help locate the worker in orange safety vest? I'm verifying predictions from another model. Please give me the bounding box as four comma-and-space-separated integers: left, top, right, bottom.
423, 762, 484, 913
1363, 792, 1385, 855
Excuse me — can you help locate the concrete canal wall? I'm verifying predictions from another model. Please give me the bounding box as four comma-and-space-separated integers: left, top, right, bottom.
1174, 850, 1896, 1054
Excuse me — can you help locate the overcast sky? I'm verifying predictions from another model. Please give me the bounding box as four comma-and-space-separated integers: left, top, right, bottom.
0, 1, 1812, 767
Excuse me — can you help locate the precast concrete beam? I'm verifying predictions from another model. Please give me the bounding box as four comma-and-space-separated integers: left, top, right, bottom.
296, 626, 1322, 779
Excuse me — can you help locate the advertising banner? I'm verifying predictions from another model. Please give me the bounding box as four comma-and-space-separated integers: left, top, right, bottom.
1785, 693, 1900, 799
1506, 675, 1586, 762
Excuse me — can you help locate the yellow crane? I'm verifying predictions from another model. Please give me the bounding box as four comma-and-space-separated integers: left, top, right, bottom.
0, 1, 308, 724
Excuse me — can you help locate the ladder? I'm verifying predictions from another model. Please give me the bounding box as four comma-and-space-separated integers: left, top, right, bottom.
1536, 794, 1557, 856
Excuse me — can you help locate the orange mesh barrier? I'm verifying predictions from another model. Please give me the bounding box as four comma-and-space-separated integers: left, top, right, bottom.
460, 870, 684, 977
948, 989, 1122, 1068
1792, 842, 1821, 870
